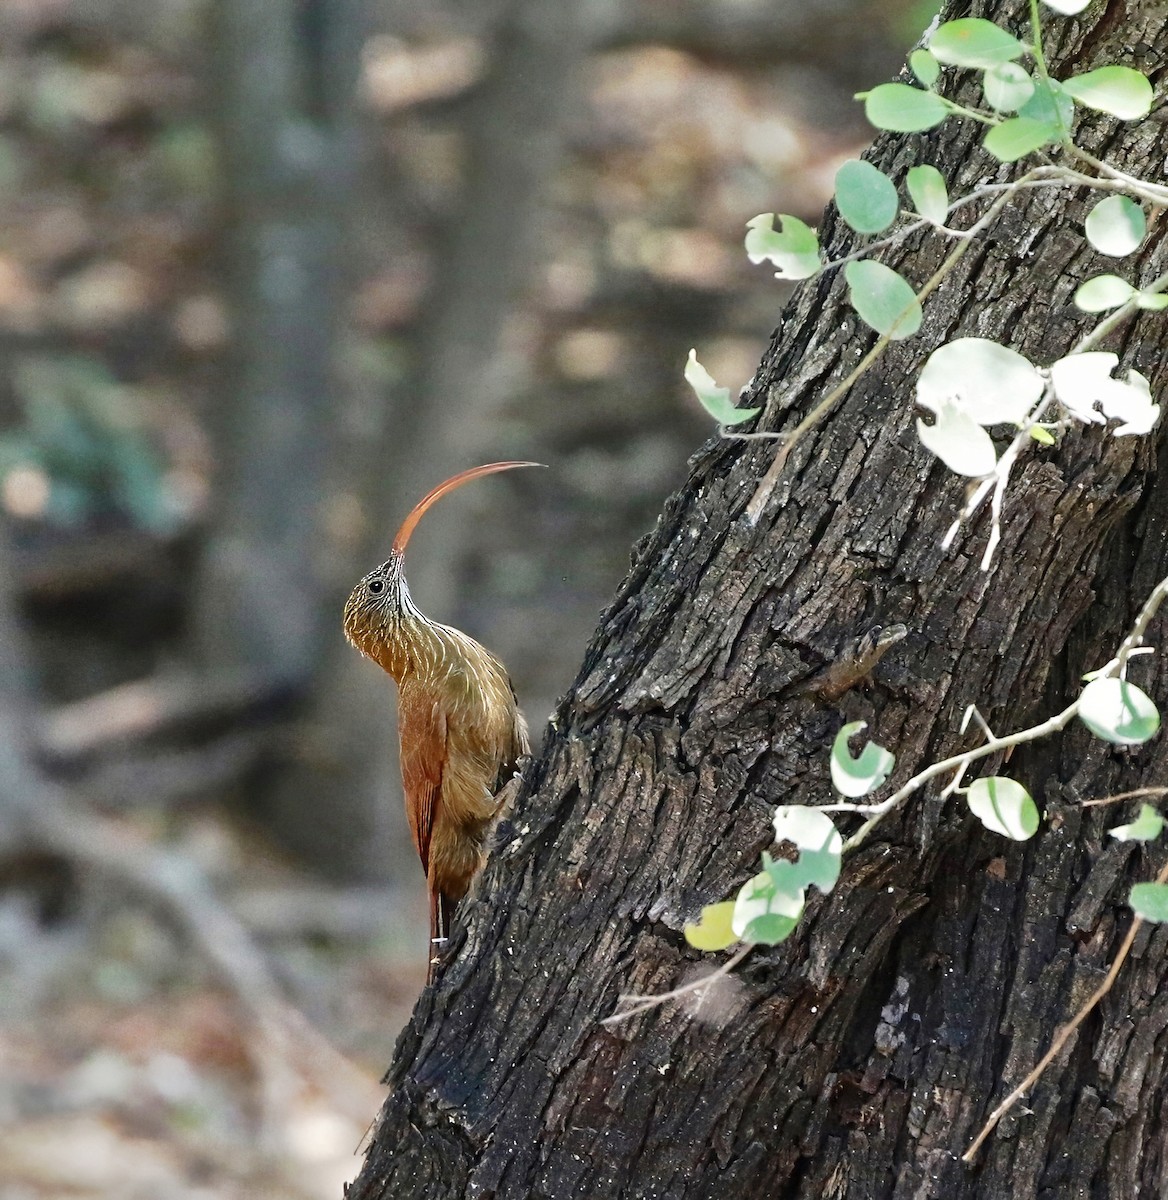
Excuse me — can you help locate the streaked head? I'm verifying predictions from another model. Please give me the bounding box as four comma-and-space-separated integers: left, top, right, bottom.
342, 461, 545, 668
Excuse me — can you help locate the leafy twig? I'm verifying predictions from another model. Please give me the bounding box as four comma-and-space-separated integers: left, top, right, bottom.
840, 572, 1168, 851
744, 178, 1033, 525
963, 854, 1168, 1162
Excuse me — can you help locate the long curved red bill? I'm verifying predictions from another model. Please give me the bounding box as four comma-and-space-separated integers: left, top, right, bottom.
392, 461, 545, 556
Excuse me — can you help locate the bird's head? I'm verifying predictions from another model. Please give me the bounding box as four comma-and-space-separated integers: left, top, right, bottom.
342, 550, 407, 668
342, 460, 545, 673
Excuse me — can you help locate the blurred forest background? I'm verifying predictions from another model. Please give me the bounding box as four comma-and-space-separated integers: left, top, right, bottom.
0, 0, 938, 1195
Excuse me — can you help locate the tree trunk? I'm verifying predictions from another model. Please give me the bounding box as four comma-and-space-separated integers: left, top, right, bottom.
196, 0, 360, 684
350, 2, 1168, 1196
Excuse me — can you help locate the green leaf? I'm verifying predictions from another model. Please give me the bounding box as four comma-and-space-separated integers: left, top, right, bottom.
917, 337, 1042, 425
772, 806, 842, 893
744, 213, 822, 280
909, 49, 941, 87
1029, 425, 1056, 445
929, 19, 1024, 68
834, 160, 900, 235
844, 261, 922, 340
983, 116, 1059, 162
1109, 803, 1165, 844
1074, 274, 1137, 312
1064, 66, 1154, 120
967, 777, 1040, 841
916, 404, 998, 476
983, 62, 1035, 113
1130, 882, 1168, 923
1084, 195, 1146, 257
1019, 77, 1074, 133
862, 83, 949, 132
731, 869, 803, 945
1079, 677, 1161, 745
830, 721, 895, 798
906, 164, 949, 224
684, 350, 760, 426
684, 901, 739, 951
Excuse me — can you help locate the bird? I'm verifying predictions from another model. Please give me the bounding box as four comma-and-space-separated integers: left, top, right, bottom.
342, 461, 542, 982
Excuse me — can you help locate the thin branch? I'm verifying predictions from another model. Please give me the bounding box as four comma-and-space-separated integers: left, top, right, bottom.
843, 572, 1168, 853
1066, 144, 1168, 206
601, 944, 753, 1026
1080, 786, 1168, 809
744, 174, 1036, 526
963, 855, 1168, 1162
825, 176, 1070, 272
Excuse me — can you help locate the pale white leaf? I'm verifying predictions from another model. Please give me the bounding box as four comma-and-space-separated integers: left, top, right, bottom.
1102, 369, 1159, 436
1050, 353, 1159, 435
917, 337, 1042, 425
1049, 351, 1116, 424
917, 403, 998, 476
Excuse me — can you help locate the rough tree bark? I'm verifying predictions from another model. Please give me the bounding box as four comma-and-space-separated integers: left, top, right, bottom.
350, 2, 1168, 1196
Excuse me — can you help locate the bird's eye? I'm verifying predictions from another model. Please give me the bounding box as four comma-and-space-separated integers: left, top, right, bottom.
368, 579, 384, 594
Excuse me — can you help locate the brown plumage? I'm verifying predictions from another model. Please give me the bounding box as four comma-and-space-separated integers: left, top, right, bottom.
342, 462, 540, 982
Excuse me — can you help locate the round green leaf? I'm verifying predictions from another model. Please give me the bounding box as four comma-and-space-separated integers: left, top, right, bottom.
1130, 882, 1168, 923
830, 721, 895, 798
739, 912, 800, 945
967, 777, 1040, 841
1064, 67, 1154, 120
863, 83, 949, 132
916, 404, 998, 476
773, 806, 842, 893
1020, 77, 1074, 132
731, 869, 803, 945
844, 261, 922, 340
684, 349, 760, 427
929, 19, 1024, 68
684, 900, 739, 951
984, 62, 1035, 113
910, 49, 941, 87
1079, 677, 1161, 745
1085, 195, 1145, 258
906, 164, 949, 224
835, 160, 899, 235
1074, 274, 1137, 313
983, 116, 1059, 163
1109, 803, 1165, 844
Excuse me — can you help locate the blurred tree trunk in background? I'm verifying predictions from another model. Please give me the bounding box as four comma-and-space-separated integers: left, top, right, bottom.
269, 0, 594, 882
195, 0, 360, 684
349, 0, 1168, 1195
193, 0, 370, 874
